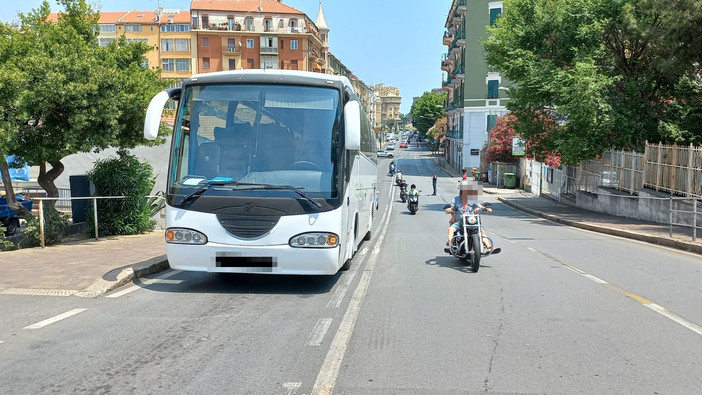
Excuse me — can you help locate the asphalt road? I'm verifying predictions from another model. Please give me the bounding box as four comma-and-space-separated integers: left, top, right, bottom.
1, 144, 701, 394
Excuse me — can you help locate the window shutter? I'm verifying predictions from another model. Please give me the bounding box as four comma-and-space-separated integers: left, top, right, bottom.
487, 80, 499, 99
490, 8, 502, 26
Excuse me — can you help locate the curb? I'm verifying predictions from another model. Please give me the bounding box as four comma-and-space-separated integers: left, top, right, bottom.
74, 255, 169, 298
498, 197, 702, 256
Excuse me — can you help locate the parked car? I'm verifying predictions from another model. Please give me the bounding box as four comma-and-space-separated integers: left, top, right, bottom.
377, 150, 394, 158
0, 193, 33, 236
387, 142, 395, 150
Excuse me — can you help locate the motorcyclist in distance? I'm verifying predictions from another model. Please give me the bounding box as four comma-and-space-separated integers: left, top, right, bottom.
395, 169, 403, 185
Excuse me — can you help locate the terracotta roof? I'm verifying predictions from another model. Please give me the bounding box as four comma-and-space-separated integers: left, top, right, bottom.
190, 0, 305, 14
120, 10, 157, 24
99, 11, 128, 24
159, 10, 191, 23
46, 11, 126, 24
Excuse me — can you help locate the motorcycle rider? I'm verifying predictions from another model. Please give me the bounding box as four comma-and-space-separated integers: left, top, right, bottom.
444, 180, 495, 253
389, 161, 396, 175
395, 169, 403, 185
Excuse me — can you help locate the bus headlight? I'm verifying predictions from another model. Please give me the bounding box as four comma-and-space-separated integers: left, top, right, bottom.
165, 228, 208, 245
290, 232, 339, 248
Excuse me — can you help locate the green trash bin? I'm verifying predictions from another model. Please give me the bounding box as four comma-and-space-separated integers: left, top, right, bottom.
503, 172, 516, 188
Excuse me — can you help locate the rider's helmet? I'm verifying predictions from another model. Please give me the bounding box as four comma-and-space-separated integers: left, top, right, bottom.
411, 184, 416, 189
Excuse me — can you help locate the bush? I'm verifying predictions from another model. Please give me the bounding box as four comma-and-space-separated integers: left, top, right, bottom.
87, 150, 156, 237
20, 208, 69, 248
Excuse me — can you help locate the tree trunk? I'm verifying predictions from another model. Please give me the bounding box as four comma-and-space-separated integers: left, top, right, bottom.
37, 160, 65, 210
0, 160, 33, 217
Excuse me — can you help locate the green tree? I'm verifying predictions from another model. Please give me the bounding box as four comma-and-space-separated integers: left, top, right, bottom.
484, 0, 702, 164
410, 91, 446, 137
0, 0, 168, 212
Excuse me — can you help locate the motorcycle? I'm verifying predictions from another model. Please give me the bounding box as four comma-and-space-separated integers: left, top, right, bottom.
388, 163, 396, 176
398, 180, 408, 203
446, 203, 501, 272
407, 190, 419, 214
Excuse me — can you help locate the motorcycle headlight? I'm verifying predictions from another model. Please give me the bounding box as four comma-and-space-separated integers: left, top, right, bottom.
467, 215, 477, 225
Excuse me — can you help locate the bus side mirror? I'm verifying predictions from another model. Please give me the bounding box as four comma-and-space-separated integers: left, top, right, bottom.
344, 100, 361, 151
144, 90, 175, 140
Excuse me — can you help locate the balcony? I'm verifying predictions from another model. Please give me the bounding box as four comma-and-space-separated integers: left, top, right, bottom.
457, 0, 467, 15
223, 46, 239, 54
451, 64, 465, 80
441, 60, 451, 72
260, 47, 278, 54
443, 31, 453, 46
452, 30, 466, 49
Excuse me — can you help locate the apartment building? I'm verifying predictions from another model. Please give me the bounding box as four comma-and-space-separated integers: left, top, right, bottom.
189, 0, 327, 72
441, 0, 509, 171
369, 84, 402, 130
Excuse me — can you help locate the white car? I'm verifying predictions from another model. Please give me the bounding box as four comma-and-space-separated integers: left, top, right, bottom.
377, 150, 394, 158
386, 142, 395, 150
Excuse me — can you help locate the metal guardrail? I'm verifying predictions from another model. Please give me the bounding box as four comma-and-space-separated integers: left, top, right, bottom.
32, 195, 165, 248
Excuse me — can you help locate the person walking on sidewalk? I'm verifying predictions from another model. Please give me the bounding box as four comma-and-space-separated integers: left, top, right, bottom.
432, 173, 437, 195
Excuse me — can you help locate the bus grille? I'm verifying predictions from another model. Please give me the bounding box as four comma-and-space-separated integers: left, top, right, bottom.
217, 215, 280, 239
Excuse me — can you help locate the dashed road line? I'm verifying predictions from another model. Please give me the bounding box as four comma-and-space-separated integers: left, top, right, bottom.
307, 318, 333, 346
311, 183, 394, 395
327, 269, 358, 309
106, 270, 182, 298
282, 382, 302, 395
532, 248, 702, 337
24, 308, 87, 330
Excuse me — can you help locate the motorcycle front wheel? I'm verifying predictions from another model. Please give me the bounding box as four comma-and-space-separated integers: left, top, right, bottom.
470, 233, 481, 272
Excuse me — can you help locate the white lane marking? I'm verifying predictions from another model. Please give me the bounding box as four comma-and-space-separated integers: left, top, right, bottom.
24, 308, 87, 330
307, 318, 333, 346
582, 273, 608, 284
106, 270, 182, 299
0, 341, 4, 344
327, 269, 358, 309
282, 382, 301, 395
527, 247, 536, 251
646, 304, 702, 336
312, 184, 394, 395
561, 261, 702, 337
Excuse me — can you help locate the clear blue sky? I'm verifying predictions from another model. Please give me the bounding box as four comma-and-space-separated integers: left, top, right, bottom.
1, 0, 449, 114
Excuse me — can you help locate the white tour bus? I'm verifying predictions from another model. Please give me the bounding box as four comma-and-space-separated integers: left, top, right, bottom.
144, 70, 378, 274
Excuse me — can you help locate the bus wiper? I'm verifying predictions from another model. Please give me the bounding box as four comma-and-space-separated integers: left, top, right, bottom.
180, 179, 240, 205
234, 182, 323, 209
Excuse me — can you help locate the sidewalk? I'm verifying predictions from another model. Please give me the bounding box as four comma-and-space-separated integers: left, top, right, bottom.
0, 232, 167, 297
430, 154, 702, 255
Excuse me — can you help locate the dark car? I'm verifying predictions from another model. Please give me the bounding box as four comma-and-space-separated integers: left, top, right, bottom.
0, 194, 33, 236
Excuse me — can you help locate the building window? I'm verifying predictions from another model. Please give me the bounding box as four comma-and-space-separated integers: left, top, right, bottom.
290, 40, 298, 50
246, 39, 254, 48
321, 34, 326, 42
203, 57, 210, 69
124, 24, 142, 32
229, 59, 236, 70
280, 40, 284, 50
245, 17, 253, 31
162, 58, 175, 71
247, 58, 255, 69
175, 39, 189, 51
261, 55, 278, 69
176, 59, 190, 71
487, 80, 499, 99
161, 24, 190, 32
290, 59, 298, 70
161, 39, 173, 51
279, 19, 284, 28
264, 18, 272, 31
126, 38, 148, 44
487, 115, 498, 131
227, 38, 236, 52
228, 16, 234, 30
99, 24, 116, 33
202, 37, 209, 47
98, 38, 115, 47
202, 15, 209, 29
141, 59, 149, 69
192, 16, 198, 29
489, 7, 502, 26
289, 18, 298, 28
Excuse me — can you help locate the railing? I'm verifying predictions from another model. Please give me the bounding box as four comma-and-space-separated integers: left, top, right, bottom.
32, 195, 165, 248
260, 47, 278, 54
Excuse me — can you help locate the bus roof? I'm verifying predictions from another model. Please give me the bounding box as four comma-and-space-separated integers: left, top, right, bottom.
186, 70, 354, 93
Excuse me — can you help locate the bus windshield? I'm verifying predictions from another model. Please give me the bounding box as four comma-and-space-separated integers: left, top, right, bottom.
170, 84, 341, 201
